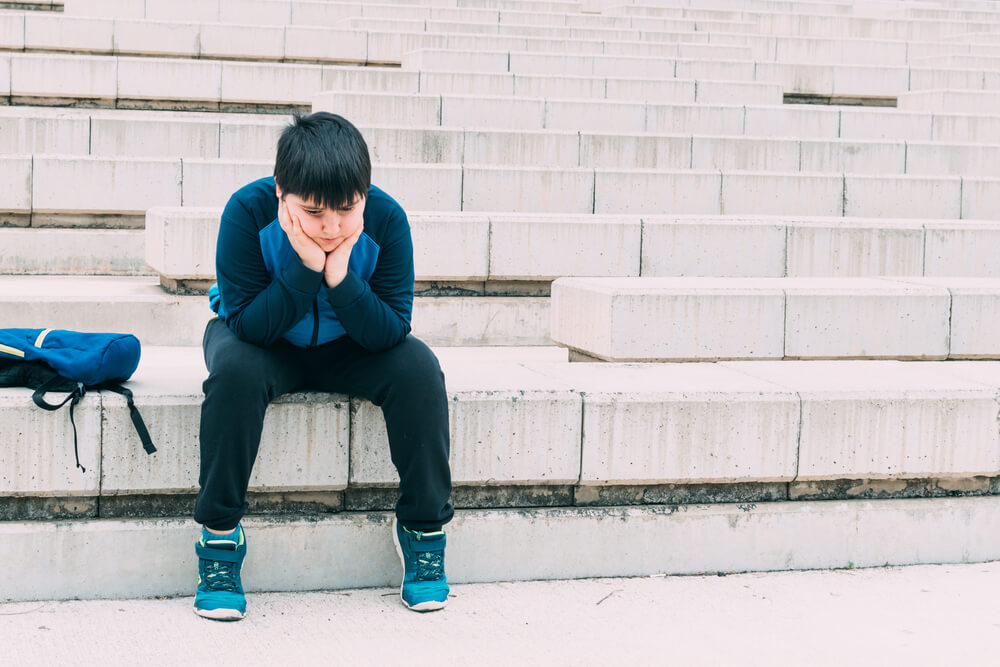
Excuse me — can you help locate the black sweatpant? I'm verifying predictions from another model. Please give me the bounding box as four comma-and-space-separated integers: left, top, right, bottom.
193, 317, 453, 533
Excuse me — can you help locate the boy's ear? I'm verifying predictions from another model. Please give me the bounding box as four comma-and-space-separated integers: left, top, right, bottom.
274, 181, 282, 198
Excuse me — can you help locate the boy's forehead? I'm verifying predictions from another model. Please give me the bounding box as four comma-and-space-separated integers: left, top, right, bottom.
290, 192, 363, 208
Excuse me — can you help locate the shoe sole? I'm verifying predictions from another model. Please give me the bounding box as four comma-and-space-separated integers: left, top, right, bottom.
392, 517, 448, 613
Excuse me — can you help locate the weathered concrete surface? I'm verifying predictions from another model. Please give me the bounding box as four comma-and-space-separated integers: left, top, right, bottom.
3, 497, 1000, 601
5, 563, 1000, 666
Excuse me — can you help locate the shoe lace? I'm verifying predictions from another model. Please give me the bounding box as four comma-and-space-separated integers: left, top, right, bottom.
201, 559, 238, 592
415, 550, 444, 581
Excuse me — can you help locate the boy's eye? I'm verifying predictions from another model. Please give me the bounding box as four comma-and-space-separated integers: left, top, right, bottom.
340, 206, 355, 213
304, 209, 321, 216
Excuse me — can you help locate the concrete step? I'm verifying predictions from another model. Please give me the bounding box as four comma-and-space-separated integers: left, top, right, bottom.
143, 209, 1000, 290
0, 228, 149, 275
4, 496, 1000, 600
550, 276, 1000, 361
899, 89, 1000, 113
5, 345, 999, 500
0, 275, 551, 346
7, 105, 1000, 176
5, 155, 998, 221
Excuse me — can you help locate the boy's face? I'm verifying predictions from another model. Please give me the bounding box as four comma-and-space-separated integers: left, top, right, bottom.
277, 186, 366, 253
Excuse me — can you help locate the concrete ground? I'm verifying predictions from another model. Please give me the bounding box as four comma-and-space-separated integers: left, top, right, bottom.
3, 562, 999, 666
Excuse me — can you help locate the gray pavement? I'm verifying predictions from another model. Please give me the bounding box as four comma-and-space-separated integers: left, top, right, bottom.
3, 562, 999, 666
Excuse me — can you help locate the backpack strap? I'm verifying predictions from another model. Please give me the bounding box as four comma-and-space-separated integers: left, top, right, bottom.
32, 377, 87, 472
102, 384, 157, 455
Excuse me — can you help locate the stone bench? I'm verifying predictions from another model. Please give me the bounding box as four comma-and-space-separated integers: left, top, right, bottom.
550, 277, 1000, 361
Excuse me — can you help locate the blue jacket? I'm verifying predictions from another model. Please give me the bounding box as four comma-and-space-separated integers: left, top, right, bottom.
209, 177, 414, 352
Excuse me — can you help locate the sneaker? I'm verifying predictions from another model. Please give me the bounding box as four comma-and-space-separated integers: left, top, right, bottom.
392, 517, 449, 612
193, 525, 247, 621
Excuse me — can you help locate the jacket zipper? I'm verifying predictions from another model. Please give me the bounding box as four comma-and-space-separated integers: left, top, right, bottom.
310, 299, 320, 347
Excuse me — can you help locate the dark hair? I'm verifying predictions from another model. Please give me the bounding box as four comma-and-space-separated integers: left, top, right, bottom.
273, 112, 371, 209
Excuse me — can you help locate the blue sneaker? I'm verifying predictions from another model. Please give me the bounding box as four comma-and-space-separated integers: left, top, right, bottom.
193, 525, 247, 621
393, 517, 449, 611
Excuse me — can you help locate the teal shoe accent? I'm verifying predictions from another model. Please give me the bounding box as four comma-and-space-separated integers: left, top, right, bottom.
393, 517, 449, 612
193, 525, 247, 621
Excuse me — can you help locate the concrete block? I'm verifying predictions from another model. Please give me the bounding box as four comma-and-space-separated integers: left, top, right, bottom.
365, 127, 463, 165
411, 296, 550, 346
145, 0, 219, 22
640, 217, 786, 277
774, 36, 908, 66
0, 156, 33, 213
508, 52, 592, 77
200, 23, 284, 61
695, 80, 783, 105
744, 106, 840, 139
903, 279, 1000, 359
90, 115, 220, 159
315, 92, 440, 126
0, 276, 211, 346
350, 361, 581, 485
112, 19, 201, 58
726, 360, 1000, 480
284, 27, 367, 63
372, 164, 463, 212
219, 117, 288, 161
367, 31, 449, 65
462, 129, 578, 167
221, 62, 321, 105
117, 57, 222, 103
909, 68, 985, 91
579, 133, 690, 170
832, 65, 909, 96
783, 278, 951, 359
514, 74, 606, 101
692, 136, 799, 172
961, 175, 1000, 220
24, 14, 113, 53
839, 109, 932, 141
181, 159, 271, 208
462, 166, 594, 214
219, 0, 290, 25
489, 215, 641, 280
0, 111, 87, 155
0, 391, 101, 496
845, 175, 961, 219
405, 49, 508, 73
419, 72, 514, 97
677, 59, 755, 81
595, 170, 721, 215
32, 156, 181, 214
593, 55, 676, 79
938, 110, 1000, 142
550, 277, 786, 361
786, 220, 925, 277
645, 104, 745, 135
604, 78, 694, 104
99, 347, 350, 494
800, 140, 906, 174
0, 228, 146, 275
290, 1, 361, 26
11, 53, 116, 100
899, 90, 1000, 113
906, 143, 1000, 177
924, 222, 1000, 277
722, 173, 844, 217
410, 213, 489, 281
0, 13, 23, 50
320, 67, 419, 95
65, 0, 145, 18
754, 62, 835, 94
144, 207, 218, 279
540, 362, 800, 483
544, 99, 644, 132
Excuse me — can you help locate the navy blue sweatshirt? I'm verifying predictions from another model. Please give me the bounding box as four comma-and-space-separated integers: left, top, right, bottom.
208, 177, 414, 352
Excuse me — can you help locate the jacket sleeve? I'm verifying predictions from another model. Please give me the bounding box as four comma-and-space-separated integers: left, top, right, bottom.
325, 207, 414, 352
215, 195, 324, 346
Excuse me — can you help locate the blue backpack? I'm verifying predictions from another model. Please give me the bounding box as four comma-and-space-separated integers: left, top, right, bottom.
0, 328, 156, 471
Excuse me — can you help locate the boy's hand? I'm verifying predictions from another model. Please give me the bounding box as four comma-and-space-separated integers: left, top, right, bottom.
278, 198, 325, 273
324, 225, 364, 288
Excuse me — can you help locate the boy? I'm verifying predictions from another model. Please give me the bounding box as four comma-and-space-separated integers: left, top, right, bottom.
191, 112, 453, 620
